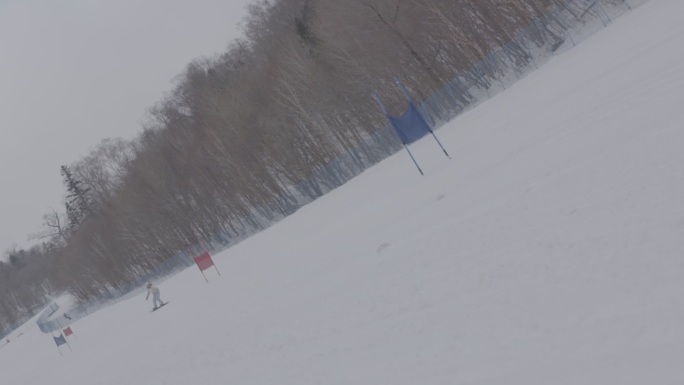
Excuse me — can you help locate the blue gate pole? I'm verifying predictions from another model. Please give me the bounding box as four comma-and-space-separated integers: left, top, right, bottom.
373, 94, 425, 176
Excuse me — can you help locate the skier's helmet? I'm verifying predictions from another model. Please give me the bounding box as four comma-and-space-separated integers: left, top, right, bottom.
146, 282, 152, 288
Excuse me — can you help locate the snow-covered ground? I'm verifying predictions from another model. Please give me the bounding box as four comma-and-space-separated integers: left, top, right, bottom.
2, 0, 684, 383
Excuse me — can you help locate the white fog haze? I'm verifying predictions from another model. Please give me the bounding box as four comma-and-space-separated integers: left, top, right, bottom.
0, 0, 254, 250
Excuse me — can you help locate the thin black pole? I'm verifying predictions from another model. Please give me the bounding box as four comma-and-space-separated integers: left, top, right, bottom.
60, 332, 71, 351
416, 108, 451, 159
430, 131, 451, 159
404, 144, 424, 176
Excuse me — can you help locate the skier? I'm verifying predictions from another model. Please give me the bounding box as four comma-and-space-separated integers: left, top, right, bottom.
145, 282, 166, 310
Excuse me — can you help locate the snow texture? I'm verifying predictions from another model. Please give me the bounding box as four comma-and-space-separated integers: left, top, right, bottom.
2, 0, 684, 383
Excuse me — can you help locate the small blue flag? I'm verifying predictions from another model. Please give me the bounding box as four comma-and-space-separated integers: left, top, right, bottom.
54, 334, 67, 347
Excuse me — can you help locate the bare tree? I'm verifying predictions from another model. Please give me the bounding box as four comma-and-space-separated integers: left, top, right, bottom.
28, 208, 69, 244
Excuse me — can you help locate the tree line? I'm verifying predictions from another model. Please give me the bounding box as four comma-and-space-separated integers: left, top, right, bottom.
1, 0, 628, 336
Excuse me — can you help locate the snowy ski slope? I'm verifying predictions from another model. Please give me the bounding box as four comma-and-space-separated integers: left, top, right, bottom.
2, 0, 683, 383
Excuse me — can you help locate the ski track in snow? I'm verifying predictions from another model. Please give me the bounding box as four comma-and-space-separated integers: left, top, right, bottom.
2, 0, 684, 383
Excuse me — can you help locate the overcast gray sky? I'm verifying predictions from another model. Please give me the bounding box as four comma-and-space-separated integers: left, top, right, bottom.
0, 0, 255, 251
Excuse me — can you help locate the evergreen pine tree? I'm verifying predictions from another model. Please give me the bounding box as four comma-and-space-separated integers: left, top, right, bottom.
60, 165, 91, 230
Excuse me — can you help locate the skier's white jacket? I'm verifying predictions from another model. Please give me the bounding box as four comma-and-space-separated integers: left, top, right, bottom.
146, 285, 160, 299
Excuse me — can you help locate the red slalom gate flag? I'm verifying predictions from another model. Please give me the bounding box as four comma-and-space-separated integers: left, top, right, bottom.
194, 252, 214, 271
193, 251, 221, 283
63, 327, 73, 337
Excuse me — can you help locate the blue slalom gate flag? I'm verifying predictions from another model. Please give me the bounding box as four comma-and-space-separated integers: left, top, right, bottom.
386, 102, 432, 145
54, 334, 67, 347
373, 79, 451, 176
53, 332, 71, 356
